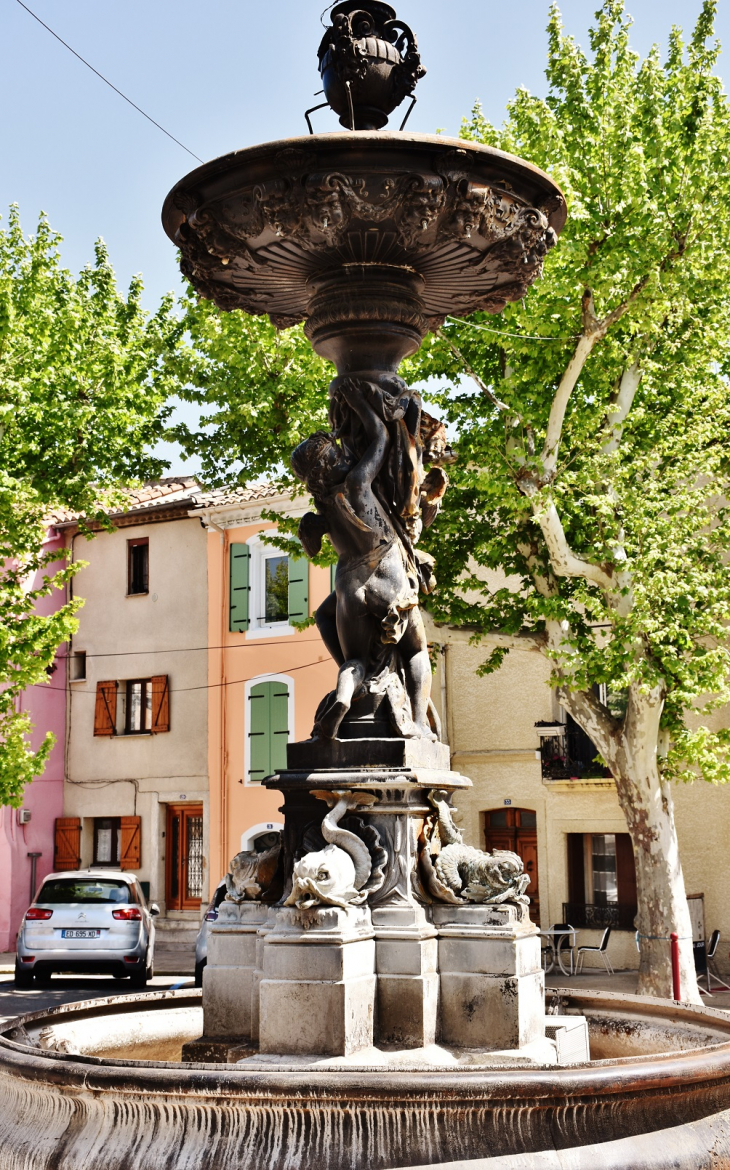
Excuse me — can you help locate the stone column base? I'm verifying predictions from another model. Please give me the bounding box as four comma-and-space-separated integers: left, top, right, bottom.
202, 902, 269, 1041
433, 903, 544, 1051
372, 904, 438, 1048
259, 905, 376, 1057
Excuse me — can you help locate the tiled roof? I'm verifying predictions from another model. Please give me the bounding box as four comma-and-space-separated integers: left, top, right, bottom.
48, 478, 290, 527
192, 483, 285, 509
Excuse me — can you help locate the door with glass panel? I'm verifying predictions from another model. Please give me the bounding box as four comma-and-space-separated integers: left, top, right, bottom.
166, 804, 204, 911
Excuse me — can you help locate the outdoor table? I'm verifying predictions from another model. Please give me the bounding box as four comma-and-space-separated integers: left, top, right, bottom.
538, 927, 577, 977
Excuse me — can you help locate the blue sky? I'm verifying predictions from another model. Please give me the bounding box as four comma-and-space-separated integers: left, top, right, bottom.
1, 0, 726, 474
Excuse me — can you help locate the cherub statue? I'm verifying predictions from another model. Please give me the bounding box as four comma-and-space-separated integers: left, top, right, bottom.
292, 376, 436, 741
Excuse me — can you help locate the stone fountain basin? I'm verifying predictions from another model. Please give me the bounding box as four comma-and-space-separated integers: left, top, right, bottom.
2, 987, 730, 1169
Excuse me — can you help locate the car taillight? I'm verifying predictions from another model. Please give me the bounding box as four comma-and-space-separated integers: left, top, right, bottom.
112, 907, 142, 920
25, 908, 52, 920
204, 909, 218, 922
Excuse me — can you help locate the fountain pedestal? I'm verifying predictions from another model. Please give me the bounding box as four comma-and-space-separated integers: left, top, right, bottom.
433, 903, 545, 1051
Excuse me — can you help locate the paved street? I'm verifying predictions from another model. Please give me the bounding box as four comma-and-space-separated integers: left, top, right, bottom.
0, 952, 194, 1027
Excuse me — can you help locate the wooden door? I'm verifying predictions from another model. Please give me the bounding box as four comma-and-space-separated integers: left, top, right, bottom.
484, 808, 540, 923
166, 804, 204, 911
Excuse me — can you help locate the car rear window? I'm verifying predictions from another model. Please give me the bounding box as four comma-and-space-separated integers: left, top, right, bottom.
38, 879, 132, 905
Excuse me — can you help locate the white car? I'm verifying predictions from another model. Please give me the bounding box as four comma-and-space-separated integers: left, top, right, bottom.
15, 869, 159, 989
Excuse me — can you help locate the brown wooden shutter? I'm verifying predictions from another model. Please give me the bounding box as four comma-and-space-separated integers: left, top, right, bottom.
567, 833, 586, 904
616, 832, 637, 910
120, 816, 141, 870
151, 675, 170, 733
93, 681, 117, 736
54, 817, 81, 872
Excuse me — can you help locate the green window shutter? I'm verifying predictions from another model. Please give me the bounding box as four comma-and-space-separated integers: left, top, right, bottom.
270, 682, 290, 773
330, 562, 337, 592
288, 552, 309, 624
248, 680, 290, 782
248, 683, 270, 783
230, 544, 250, 632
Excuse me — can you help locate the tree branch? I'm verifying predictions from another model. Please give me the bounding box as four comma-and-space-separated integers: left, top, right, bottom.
541, 281, 649, 475
436, 330, 512, 414
531, 498, 616, 591
422, 611, 546, 652
602, 363, 642, 455
556, 685, 620, 765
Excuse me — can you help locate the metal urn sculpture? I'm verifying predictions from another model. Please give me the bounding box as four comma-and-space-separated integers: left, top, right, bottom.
163, 0, 565, 1059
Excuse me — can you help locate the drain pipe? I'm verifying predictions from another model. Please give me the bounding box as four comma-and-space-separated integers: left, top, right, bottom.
27, 853, 41, 905
671, 932, 681, 1001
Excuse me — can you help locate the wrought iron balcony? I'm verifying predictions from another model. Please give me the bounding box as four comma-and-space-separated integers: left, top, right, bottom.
536, 720, 612, 782
563, 901, 636, 931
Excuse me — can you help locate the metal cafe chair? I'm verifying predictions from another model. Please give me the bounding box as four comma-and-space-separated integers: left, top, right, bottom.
575, 926, 614, 976
541, 923, 576, 976
699, 930, 730, 994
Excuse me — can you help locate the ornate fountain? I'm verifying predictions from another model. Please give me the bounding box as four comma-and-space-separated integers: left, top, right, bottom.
161, 0, 564, 1063
2, 6, 730, 1169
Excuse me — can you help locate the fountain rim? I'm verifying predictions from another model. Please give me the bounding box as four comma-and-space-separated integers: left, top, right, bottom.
161, 130, 567, 241
5, 986, 730, 1100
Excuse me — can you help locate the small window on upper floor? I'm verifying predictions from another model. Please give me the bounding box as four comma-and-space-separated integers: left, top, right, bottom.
70, 650, 86, 682
127, 538, 149, 596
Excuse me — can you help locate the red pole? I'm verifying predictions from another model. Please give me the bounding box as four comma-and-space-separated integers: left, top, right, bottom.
670, 932, 681, 1001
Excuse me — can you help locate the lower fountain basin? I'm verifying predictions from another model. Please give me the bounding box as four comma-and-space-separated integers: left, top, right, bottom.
2, 987, 730, 1170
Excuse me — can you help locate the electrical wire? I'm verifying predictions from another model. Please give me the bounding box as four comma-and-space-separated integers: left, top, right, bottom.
444, 315, 579, 342
15, 0, 204, 164
31, 657, 331, 695
54, 636, 325, 660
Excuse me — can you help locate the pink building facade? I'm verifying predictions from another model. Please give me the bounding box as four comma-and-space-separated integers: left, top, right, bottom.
0, 528, 68, 952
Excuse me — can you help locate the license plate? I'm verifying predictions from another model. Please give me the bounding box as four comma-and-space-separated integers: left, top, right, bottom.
61, 929, 100, 939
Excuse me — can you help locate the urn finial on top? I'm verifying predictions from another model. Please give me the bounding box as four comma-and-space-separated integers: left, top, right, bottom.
317, 2, 426, 130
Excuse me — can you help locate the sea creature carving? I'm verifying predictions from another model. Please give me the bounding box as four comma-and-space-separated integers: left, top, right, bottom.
419, 790, 530, 905
225, 832, 282, 903
285, 790, 385, 910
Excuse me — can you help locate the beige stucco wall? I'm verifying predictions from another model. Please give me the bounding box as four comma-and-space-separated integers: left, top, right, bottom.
65, 516, 209, 912
440, 635, 730, 975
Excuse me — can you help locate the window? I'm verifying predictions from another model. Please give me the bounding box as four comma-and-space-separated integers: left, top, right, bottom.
229, 537, 308, 637
39, 877, 132, 903
125, 679, 152, 734
564, 832, 637, 929
93, 817, 121, 865
592, 834, 618, 906
94, 676, 169, 736
70, 650, 86, 682
264, 554, 289, 623
127, 538, 149, 595
246, 676, 292, 783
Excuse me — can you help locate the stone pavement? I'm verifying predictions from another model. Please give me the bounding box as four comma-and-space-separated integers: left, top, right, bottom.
546, 967, 730, 1009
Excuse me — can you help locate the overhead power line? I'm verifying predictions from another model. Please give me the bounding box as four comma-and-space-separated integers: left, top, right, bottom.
33, 657, 331, 695
15, 0, 204, 164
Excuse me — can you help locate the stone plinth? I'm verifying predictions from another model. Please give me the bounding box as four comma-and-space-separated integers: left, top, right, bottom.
432, 903, 544, 1051
259, 905, 376, 1057
372, 903, 438, 1048
202, 902, 269, 1041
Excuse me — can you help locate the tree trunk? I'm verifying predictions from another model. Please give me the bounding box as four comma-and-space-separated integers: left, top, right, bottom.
613, 761, 700, 1003
559, 682, 700, 1004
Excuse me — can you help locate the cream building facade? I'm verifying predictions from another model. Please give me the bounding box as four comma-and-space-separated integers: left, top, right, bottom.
60, 480, 210, 919
429, 622, 730, 975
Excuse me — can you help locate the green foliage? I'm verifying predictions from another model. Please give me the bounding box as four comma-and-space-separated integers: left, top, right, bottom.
406, 0, 730, 784
172, 290, 331, 486
0, 206, 183, 803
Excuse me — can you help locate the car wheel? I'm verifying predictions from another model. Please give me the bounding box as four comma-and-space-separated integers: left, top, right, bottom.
14, 963, 34, 990
194, 959, 206, 988
129, 970, 148, 989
